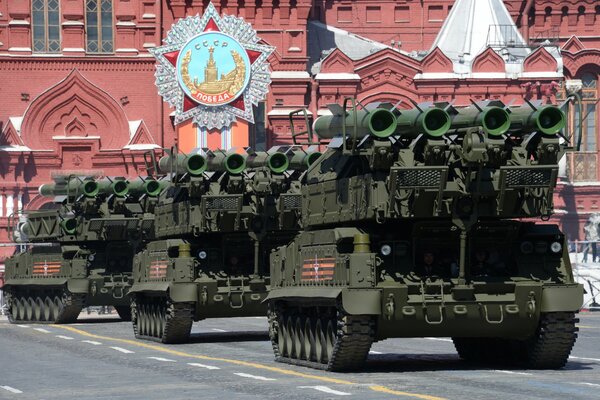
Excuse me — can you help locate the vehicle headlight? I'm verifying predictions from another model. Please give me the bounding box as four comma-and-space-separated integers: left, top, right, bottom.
380, 244, 392, 256
550, 241, 562, 254
198, 250, 207, 260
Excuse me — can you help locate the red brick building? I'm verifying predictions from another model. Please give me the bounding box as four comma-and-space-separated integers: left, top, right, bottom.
0, 0, 599, 273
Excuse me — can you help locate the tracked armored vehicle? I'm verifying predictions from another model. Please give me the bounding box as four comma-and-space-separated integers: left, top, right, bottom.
129, 146, 320, 343
267, 99, 583, 371
2, 175, 160, 323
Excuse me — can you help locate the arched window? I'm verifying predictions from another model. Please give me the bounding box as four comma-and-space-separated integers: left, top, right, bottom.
32, 0, 60, 53
569, 71, 599, 181
86, 0, 113, 53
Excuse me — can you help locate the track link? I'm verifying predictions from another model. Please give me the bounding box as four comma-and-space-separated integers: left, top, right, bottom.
55, 291, 85, 323
525, 312, 578, 369
269, 302, 375, 371
453, 312, 579, 369
132, 295, 194, 344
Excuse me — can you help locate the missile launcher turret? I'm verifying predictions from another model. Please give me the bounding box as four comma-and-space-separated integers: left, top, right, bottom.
266, 98, 581, 372
2, 174, 163, 324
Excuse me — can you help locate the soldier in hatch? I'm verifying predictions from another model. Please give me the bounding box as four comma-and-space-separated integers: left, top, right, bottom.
420, 251, 446, 278
471, 249, 493, 277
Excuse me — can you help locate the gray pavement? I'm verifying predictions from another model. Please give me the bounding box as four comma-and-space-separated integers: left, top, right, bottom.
0, 313, 599, 400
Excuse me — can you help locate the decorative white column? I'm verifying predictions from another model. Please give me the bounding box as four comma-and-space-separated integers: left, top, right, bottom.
0, 194, 4, 217
5, 193, 14, 216
17, 191, 23, 212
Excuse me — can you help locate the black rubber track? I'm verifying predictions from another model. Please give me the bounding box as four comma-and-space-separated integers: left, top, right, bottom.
524, 312, 579, 369
55, 291, 85, 323
452, 312, 579, 369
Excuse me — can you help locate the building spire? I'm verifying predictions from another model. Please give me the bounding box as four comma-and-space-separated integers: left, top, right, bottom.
430, 0, 530, 73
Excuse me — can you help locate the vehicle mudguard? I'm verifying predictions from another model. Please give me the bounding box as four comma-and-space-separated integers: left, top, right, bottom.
3, 277, 69, 288
540, 284, 584, 312
67, 278, 90, 294
128, 282, 197, 303
265, 287, 382, 315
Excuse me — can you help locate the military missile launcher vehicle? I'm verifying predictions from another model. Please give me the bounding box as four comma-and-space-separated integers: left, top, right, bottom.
129, 146, 321, 343
267, 99, 583, 371
3, 175, 161, 323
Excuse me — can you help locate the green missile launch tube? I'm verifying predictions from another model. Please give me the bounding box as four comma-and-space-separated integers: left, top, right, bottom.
508, 105, 565, 135
96, 178, 129, 197
128, 178, 164, 197
289, 150, 322, 170
450, 106, 511, 136
394, 107, 451, 137
60, 218, 77, 235
158, 153, 207, 176
313, 108, 398, 140
206, 151, 247, 175
38, 179, 99, 198
246, 151, 290, 174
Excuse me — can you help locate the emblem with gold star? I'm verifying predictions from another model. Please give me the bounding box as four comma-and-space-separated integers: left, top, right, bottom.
150, 2, 274, 130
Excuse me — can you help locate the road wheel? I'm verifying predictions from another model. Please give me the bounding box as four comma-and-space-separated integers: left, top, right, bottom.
277, 314, 288, 357
315, 319, 325, 364
303, 317, 315, 361
140, 303, 148, 336
34, 296, 44, 321
52, 296, 62, 323
43, 297, 53, 322
285, 316, 295, 358
294, 316, 305, 360
325, 319, 336, 363
151, 303, 159, 338
25, 297, 34, 321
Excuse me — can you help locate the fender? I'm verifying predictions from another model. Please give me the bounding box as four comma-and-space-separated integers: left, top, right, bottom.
266, 287, 382, 315
129, 282, 197, 303
3, 277, 69, 288
540, 284, 584, 312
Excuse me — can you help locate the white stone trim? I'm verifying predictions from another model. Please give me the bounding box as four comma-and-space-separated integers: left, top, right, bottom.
271, 71, 310, 79
414, 72, 462, 80
8, 20, 29, 26
52, 136, 101, 140
61, 21, 84, 26
315, 73, 361, 80
0, 145, 32, 152
123, 144, 161, 150
520, 72, 563, 78
5, 194, 13, 216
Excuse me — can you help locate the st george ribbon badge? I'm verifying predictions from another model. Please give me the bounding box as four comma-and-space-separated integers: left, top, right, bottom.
150, 2, 274, 130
